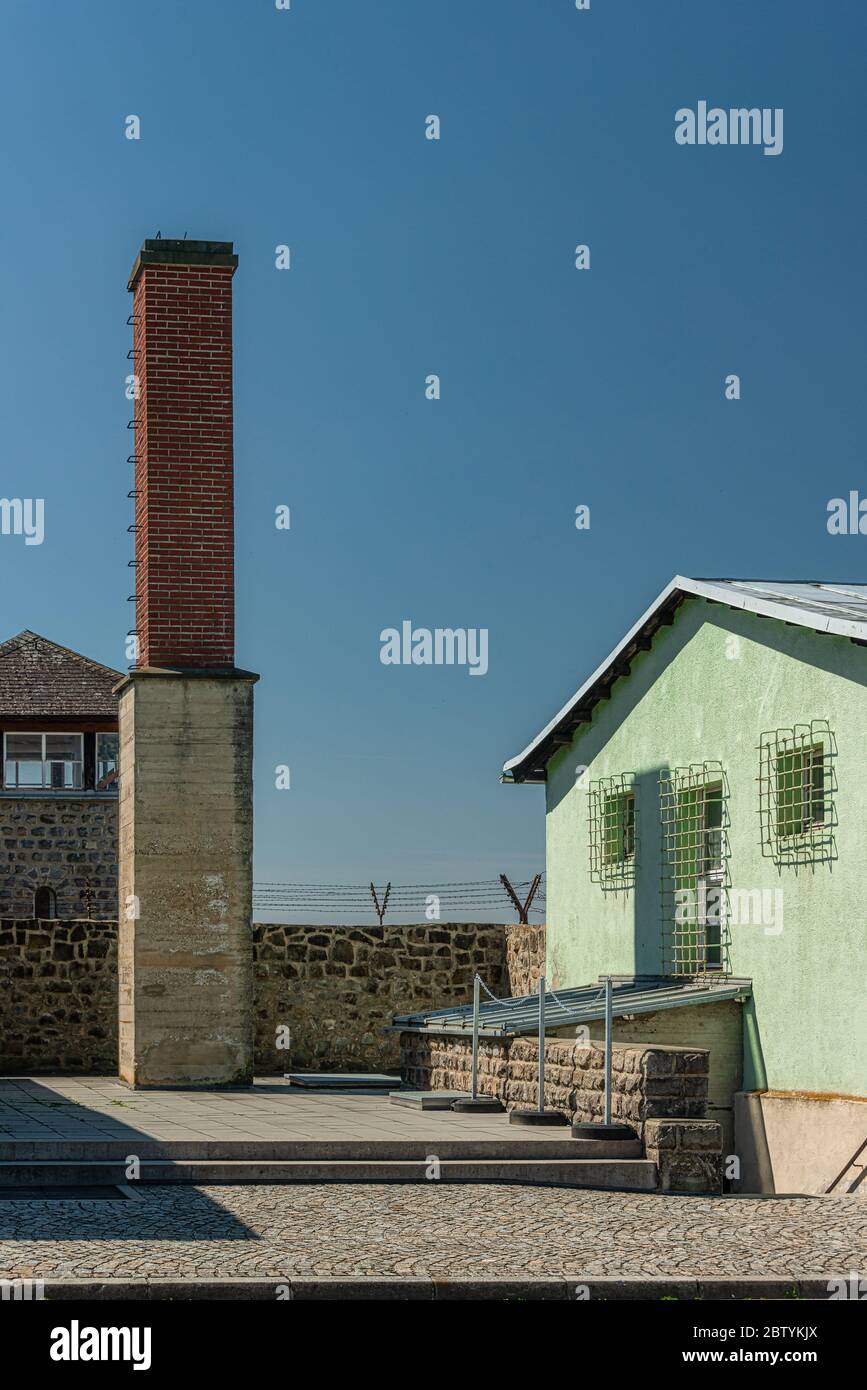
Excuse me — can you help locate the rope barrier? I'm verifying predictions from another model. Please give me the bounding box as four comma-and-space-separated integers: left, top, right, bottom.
475, 972, 528, 1008
467, 973, 611, 1123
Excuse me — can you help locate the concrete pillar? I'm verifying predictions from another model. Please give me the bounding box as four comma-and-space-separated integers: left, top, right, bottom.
117, 669, 257, 1087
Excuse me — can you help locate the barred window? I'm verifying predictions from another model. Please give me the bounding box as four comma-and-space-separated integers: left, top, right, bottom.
589, 775, 636, 888
659, 764, 728, 976
606, 790, 635, 864
775, 745, 825, 837
759, 722, 835, 865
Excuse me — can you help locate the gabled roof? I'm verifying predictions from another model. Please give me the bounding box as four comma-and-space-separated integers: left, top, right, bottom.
503, 577, 867, 784
0, 631, 122, 720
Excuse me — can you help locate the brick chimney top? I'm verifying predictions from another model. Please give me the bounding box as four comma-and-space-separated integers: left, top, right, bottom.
128, 235, 239, 671
128, 239, 238, 290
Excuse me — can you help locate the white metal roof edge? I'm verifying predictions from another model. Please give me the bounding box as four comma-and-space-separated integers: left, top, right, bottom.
390, 978, 752, 1037
682, 577, 867, 641
502, 575, 867, 780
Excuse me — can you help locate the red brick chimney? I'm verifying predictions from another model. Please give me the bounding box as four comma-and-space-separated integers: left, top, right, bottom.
128, 239, 239, 669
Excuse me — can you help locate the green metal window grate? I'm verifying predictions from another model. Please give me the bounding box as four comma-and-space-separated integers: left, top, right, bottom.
758, 721, 836, 866
659, 763, 729, 977
588, 774, 636, 889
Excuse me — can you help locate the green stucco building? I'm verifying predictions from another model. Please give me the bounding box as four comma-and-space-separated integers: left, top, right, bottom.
504, 577, 867, 1194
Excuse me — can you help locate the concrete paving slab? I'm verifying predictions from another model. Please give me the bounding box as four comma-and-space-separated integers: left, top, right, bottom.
285, 1073, 400, 1089
389, 1090, 469, 1110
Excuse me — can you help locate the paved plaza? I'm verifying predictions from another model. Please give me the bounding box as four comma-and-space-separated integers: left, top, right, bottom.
0, 1076, 571, 1148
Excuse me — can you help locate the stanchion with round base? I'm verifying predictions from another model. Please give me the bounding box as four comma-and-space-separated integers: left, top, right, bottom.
451, 1095, 504, 1114
451, 975, 505, 1115
506, 972, 570, 1126
571, 1121, 636, 1141
506, 973, 568, 1126
509, 1107, 567, 1126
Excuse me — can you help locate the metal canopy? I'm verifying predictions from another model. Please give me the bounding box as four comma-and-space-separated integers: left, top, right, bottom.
390, 975, 752, 1038
502, 576, 867, 783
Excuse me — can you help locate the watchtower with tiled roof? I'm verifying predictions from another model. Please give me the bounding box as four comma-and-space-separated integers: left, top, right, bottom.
0, 631, 121, 919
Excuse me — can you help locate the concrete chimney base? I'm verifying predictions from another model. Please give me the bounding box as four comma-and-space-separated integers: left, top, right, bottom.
116, 668, 257, 1088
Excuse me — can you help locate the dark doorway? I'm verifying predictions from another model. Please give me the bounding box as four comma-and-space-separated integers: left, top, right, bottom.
34, 886, 57, 919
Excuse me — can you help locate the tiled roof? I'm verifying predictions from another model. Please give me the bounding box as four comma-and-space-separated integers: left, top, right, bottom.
0, 631, 121, 720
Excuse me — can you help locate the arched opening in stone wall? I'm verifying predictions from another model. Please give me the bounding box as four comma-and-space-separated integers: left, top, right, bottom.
34, 885, 58, 920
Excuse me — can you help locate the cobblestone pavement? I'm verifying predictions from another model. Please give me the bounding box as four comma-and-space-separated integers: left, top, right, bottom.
1, 1185, 865, 1280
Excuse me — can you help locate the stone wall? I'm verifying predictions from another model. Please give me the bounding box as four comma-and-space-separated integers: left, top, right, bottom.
253, 922, 510, 1074
399, 1032, 710, 1133
0, 796, 117, 920
504, 923, 546, 997
0, 918, 537, 1077
644, 1118, 723, 1194
0, 918, 117, 1073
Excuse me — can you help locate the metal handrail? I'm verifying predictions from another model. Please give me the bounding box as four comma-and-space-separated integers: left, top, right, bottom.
825, 1136, 867, 1194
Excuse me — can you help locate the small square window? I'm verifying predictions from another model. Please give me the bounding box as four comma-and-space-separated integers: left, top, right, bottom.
5, 734, 42, 787
775, 745, 826, 838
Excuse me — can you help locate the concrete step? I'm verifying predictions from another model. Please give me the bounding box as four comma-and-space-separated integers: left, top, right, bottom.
0, 1157, 657, 1191
567, 1138, 642, 1159
0, 1138, 591, 1162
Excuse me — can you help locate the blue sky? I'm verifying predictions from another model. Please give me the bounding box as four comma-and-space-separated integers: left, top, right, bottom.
0, 0, 864, 908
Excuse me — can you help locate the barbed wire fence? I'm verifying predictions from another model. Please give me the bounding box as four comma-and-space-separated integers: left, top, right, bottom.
252, 873, 544, 925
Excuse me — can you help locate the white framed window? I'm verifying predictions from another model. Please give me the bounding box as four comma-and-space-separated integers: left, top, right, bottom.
3, 732, 84, 789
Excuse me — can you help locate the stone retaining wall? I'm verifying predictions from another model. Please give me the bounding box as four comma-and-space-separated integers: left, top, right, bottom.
399, 1032, 710, 1131
399, 1031, 721, 1191
644, 1118, 724, 1193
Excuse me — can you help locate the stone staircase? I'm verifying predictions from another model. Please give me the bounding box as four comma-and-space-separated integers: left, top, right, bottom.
0, 1138, 656, 1191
